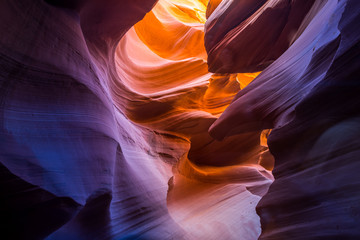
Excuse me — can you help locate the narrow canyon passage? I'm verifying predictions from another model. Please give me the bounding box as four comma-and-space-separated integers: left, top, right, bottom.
0, 0, 359, 240
113, 1, 273, 238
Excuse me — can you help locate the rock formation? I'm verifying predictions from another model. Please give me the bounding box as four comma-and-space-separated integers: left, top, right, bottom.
208, 0, 360, 239
0, 0, 359, 239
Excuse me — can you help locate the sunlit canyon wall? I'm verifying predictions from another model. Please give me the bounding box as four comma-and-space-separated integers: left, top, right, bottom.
0, 0, 359, 239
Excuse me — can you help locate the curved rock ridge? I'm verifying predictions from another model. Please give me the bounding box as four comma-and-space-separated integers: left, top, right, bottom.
114, 0, 272, 175
113, 1, 274, 238
5, 0, 356, 238
205, 0, 317, 73
208, 0, 360, 239
209, 0, 339, 140
0, 0, 273, 239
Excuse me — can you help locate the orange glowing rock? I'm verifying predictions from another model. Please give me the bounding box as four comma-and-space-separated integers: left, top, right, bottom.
115, 0, 268, 170
0, 0, 274, 239
112, 2, 273, 237
2, 0, 358, 239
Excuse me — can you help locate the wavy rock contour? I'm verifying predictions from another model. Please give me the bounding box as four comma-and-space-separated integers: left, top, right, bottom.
1, 0, 359, 239
0, 0, 272, 239
208, 0, 360, 239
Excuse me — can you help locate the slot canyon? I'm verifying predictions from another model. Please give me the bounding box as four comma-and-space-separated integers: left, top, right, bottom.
0, 0, 359, 239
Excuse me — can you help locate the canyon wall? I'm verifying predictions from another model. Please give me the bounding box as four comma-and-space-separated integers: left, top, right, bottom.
207, 0, 360, 239
0, 0, 271, 239
0, 0, 359, 239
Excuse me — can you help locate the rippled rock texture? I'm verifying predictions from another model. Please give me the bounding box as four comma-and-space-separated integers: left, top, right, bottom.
208, 0, 360, 239
1, 0, 359, 239
0, 0, 271, 239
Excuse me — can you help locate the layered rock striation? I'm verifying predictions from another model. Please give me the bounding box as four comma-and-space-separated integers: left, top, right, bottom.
1, 0, 272, 239
1, 0, 359, 239
207, 0, 360, 239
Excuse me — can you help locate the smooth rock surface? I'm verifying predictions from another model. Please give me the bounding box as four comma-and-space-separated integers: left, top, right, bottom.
0, 0, 272, 239
208, 0, 360, 239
